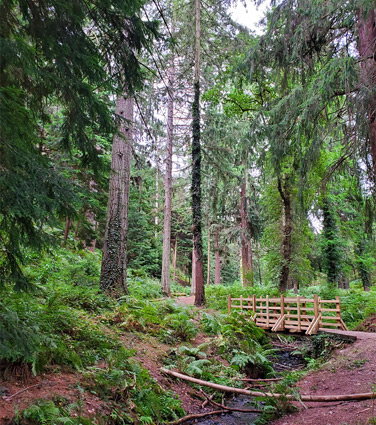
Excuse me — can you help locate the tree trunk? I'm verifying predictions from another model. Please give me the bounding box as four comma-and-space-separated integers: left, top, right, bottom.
161, 57, 175, 296
100, 96, 133, 295
239, 249, 243, 286
214, 230, 221, 285
207, 220, 211, 286
277, 176, 292, 293
240, 182, 252, 286
155, 138, 159, 239
191, 246, 196, 295
84, 208, 97, 252
84, 178, 98, 252
357, 8, 376, 180
192, 0, 205, 306
172, 237, 178, 282
63, 216, 71, 245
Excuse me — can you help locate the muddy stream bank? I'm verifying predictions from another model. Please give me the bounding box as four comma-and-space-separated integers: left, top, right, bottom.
192, 336, 309, 425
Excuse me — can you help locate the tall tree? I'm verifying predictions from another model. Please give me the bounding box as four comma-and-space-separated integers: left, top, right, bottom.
357, 8, 376, 178
0, 0, 155, 290
161, 39, 176, 295
100, 96, 133, 294
240, 170, 253, 286
192, 0, 205, 305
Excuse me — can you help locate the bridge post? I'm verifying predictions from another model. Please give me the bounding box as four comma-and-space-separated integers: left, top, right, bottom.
297, 296, 301, 332
314, 294, 319, 320
280, 294, 285, 330
228, 294, 231, 314
336, 296, 341, 329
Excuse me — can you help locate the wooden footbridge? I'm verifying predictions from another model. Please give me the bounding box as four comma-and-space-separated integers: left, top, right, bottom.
228, 294, 348, 335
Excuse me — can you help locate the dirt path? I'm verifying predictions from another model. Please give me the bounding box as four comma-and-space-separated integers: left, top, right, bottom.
271, 334, 376, 425
175, 295, 195, 306
172, 298, 376, 424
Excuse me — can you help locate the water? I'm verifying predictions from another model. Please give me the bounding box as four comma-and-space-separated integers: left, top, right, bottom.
195, 339, 308, 424
195, 395, 259, 425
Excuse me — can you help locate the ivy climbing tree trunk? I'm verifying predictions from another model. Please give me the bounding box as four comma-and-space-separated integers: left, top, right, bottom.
161, 56, 175, 296
100, 95, 133, 295
192, 0, 205, 306
207, 219, 211, 286
322, 198, 342, 287
277, 176, 292, 293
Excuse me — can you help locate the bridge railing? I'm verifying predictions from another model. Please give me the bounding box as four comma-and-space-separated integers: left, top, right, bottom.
228, 294, 348, 335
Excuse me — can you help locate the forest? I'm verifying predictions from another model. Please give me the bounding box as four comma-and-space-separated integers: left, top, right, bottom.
1, 0, 376, 424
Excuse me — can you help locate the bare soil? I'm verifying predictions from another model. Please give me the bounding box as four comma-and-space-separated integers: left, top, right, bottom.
0, 369, 108, 423
2, 295, 376, 425
271, 333, 376, 425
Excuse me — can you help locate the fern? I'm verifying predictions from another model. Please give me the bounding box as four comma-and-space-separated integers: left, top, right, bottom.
184, 359, 211, 377
178, 343, 208, 358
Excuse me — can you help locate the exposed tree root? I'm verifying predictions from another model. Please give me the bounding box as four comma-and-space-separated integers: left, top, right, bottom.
167, 410, 226, 424
239, 377, 283, 382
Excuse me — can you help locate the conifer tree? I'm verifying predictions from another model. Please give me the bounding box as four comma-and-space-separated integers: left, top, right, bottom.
0, 0, 156, 289
100, 96, 133, 294
192, 0, 205, 306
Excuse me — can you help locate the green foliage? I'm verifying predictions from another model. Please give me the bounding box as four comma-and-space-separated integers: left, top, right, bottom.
161, 312, 198, 343
127, 168, 163, 278
254, 374, 301, 425
17, 399, 95, 425
322, 198, 343, 286
0, 303, 38, 365
0, 0, 158, 289
230, 348, 274, 377
205, 283, 279, 312
167, 342, 244, 387
201, 312, 222, 334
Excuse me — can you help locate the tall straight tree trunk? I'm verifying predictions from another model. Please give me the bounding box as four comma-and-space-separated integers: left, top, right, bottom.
63, 216, 71, 245
191, 246, 196, 295
84, 209, 97, 252
358, 8, 376, 180
277, 176, 292, 293
192, 0, 205, 306
100, 95, 133, 295
240, 182, 253, 286
207, 219, 211, 286
214, 230, 221, 285
161, 57, 175, 295
172, 237, 178, 282
155, 138, 159, 239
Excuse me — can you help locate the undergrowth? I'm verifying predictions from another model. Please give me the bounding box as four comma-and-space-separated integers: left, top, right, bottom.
2, 246, 375, 424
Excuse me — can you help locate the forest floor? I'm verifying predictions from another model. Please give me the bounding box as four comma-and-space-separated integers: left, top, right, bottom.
174, 296, 376, 425
271, 331, 376, 425
2, 296, 376, 425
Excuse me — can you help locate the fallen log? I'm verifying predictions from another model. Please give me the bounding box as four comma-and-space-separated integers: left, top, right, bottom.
161, 368, 376, 402
239, 377, 283, 382
167, 410, 226, 424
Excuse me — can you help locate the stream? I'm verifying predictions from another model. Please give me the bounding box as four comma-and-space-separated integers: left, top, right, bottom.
195, 395, 260, 425
194, 337, 308, 425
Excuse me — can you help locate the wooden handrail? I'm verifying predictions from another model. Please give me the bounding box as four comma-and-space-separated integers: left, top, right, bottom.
228, 294, 347, 335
